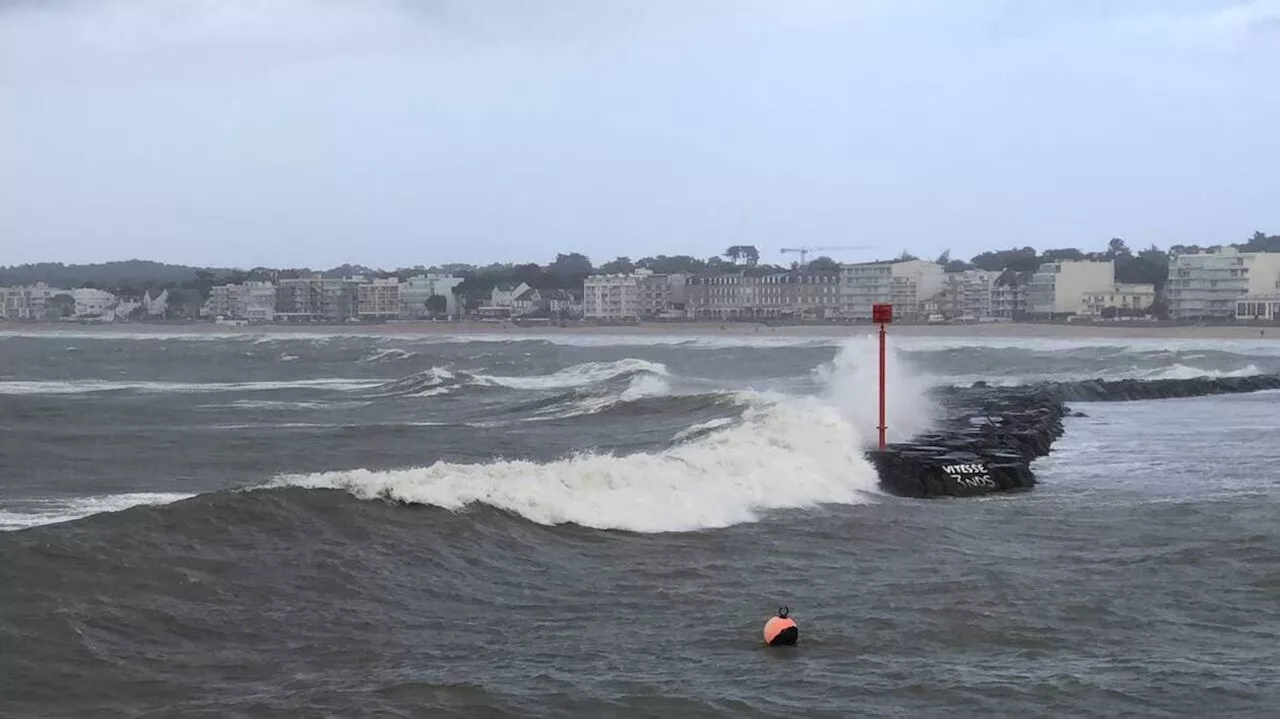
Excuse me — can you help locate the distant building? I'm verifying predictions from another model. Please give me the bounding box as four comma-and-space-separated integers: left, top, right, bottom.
751, 270, 842, 319
583, 272, 643, 320
1166, 247, 1280, 320
544, 289, 582, 318
70, 288, 117, 318
358, 277, 402, 321
1236, 295, 1280, 321
207, 281, 277, 322
840, 259, 944, 321
478, 281, 531, 318
1078, 283, 1156, 318
933, 269, 998, 320
142, 288, 169, 317
400, 274, 462, 319
241, 281, 277, 322
275, 278, 360, 323
510, 288, 545, 316
0, 283, 56, 320
991, 270, 1031, 320
1026, 260, 1115, 318
686, 272, 747, 320
636, 271, 688, 318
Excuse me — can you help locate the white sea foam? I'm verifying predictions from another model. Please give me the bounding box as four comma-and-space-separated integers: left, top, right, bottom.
0, 492, 193, 531
357, 348, 417, 363
523, 371, 674, 420
5, 326, 1280, 356
0, 378, 381, 395
268, 398, 880, 533
943, 362, 1266, 387
267, 337, 932, 533
473, 358, 670, 390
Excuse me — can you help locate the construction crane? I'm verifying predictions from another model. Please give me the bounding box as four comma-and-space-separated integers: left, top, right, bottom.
779, 245, 874, 265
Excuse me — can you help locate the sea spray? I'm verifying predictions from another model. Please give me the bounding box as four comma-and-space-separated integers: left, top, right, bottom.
814, 334, 941, 445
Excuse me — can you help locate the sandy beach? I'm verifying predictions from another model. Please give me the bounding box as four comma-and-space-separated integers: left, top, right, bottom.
4, 319, 1276, 341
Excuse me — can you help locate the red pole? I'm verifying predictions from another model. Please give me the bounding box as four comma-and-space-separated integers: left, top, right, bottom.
878, 321, 886, 450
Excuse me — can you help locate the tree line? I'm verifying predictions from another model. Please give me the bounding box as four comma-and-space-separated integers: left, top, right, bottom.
4, 232, 1277, 310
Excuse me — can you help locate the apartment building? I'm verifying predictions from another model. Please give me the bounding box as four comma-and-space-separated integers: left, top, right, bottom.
1026, 260, 1115, 317
637, 271, 688, 318
933, 269, 998, 320
583, 272, 643, 320
358, 277, 402, 321
1166, 247, 1280, 320
207, 281, 278, 321
840, 259, 944, 321
752, 271, 842, 318
1078, 283, 1156, 318
990, 271, 1031, 320
240, 282, 277, 322
275, 277, 361, 323
686, 273, 751, 319
206, 283, 240, 319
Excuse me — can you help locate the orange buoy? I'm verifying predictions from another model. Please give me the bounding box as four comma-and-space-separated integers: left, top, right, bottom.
763, 606, 798, 646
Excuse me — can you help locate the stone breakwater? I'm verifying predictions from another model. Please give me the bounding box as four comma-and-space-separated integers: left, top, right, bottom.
869, 373, 1280, 499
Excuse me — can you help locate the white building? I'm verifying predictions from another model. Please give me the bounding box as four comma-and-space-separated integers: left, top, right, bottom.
0, 283, 57, 320
206, 284, 240, 319
1078, 283, 1157, 317
142, 288, 169, 317
241, 281, 277, 322
358, 277, 402, 321
1026, 260, 1115, 317
583, 271, 644, 320
841, 259, 945, 320
401, 274, 462, 319
71, 288, 117, 318
1166, 247, 1280, 320
935, 269, 998, 320
206, 281, 276, 322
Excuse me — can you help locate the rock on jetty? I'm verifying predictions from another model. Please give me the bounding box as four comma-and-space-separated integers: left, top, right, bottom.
868, 373, 1280, 499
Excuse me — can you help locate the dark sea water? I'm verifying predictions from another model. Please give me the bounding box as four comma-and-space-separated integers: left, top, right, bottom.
2, 328, 1279, 718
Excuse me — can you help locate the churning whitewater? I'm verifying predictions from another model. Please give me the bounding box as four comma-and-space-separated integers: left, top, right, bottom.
268, 337, 937, 533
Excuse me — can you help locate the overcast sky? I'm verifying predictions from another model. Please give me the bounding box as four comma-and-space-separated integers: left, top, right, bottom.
1, 0, 1277, 270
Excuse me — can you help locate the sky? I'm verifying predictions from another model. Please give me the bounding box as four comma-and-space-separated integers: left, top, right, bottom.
1, 0, 1277, 270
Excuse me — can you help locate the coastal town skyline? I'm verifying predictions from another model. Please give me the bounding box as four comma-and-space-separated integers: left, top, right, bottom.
4, 231, 1280, 325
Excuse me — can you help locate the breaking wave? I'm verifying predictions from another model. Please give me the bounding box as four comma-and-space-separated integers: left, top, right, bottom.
266, 337, 932, 533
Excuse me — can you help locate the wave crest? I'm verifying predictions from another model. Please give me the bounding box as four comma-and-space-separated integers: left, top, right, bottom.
266, 398, 879, 533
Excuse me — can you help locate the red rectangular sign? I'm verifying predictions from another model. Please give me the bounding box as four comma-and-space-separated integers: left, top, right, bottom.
872, 303, 893, 324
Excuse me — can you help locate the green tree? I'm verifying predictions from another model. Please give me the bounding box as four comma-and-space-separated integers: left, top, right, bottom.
48, 293, 75, 318
546, 252, 593, 289
599, 257, 635, 274
807, 256, 842, 272
425, 294, 448, 316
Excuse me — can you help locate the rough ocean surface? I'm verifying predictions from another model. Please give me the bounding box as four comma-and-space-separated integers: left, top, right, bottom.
2, 329, 1278, 718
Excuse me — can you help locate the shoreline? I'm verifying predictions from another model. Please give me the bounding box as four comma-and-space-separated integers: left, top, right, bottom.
2, 319, 1276, 341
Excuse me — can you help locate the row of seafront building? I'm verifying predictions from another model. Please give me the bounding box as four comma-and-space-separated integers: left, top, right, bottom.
585, 260, 1145, 322
585, 248, 1280, 323
3, 248, 1279, 324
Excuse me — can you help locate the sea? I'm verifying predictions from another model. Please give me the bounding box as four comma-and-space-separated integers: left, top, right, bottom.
2, 327, 1279, 718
